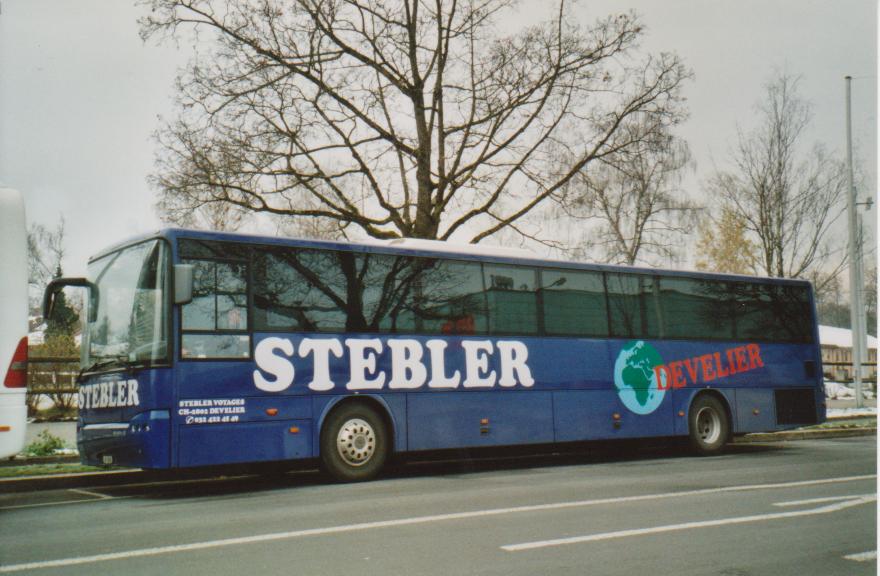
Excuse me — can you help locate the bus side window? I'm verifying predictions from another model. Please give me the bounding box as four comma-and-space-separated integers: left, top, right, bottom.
541, 269, 608, 337
606, 273, 662, 339
734, 283, 812, 343
181, 259, 249, 359
659, 277, 734, 340
412, 259, 488, 335
483, 264, 538, 335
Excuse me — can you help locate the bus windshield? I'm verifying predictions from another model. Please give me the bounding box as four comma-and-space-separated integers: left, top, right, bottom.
85, 239, 169, 367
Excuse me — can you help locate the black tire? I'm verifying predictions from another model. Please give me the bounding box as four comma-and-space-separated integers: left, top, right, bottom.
320, 403, 388, 482
688, 395, 730, 455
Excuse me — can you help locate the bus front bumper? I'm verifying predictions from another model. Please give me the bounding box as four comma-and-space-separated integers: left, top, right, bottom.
78, 410, 170, 469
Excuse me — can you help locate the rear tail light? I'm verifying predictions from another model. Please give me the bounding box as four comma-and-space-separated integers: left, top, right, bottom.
4, 337, 27, 388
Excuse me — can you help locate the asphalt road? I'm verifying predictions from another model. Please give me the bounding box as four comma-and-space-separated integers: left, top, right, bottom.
0, 437, 875, 576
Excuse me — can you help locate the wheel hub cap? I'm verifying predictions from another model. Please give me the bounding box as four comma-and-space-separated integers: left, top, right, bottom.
336, 418, 376, 467
696, 407, 721, 444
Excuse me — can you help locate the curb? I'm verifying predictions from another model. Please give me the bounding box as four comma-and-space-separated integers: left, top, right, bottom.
0, 469, 148, 493
736, 427, 876, 443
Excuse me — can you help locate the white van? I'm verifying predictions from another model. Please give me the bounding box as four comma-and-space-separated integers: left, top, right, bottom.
0, 188, 28, 458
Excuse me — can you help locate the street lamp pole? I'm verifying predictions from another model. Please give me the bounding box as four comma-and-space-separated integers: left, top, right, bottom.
845, 75, 865, 408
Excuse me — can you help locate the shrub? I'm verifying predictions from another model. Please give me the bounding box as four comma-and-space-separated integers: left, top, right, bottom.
25, 430, 67, 457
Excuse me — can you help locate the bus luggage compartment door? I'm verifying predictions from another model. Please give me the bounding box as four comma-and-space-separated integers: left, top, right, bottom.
406, 391, 554, 450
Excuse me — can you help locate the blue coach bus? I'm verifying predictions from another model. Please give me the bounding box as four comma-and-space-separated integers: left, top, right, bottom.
44, 229, 824, 481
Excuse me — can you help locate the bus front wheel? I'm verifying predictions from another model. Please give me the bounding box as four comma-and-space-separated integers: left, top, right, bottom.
688, 395, 729, 455
320, 403, 388, 482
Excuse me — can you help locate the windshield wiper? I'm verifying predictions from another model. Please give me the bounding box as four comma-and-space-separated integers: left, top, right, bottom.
77, 356, 130, 380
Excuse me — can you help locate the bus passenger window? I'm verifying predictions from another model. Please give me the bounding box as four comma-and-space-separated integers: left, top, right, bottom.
181, 259, 249, 359
182, 260, 217, 330
412, 260, 488, 335
660, 278, 734, 340
606, 273, 662, 339
733, 283, 812, 343
215, 263, 248, 329
483, 264, 538, 335
541, 269, 608, 337
183, 260, 247, 330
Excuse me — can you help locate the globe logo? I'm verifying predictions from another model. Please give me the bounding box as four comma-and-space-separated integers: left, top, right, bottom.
613, 340, 667, 415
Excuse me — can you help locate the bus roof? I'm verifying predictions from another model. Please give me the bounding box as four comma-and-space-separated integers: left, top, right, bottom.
90, 227, 813, 288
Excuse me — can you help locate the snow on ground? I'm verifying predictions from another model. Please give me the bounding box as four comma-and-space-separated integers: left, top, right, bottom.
824, 381, 877, 419
825, 381, 875, 400
826, 407, 877, 418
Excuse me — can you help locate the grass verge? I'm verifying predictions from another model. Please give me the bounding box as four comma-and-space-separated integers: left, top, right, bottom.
0, 463, 104, 478
810, 417, 876, 430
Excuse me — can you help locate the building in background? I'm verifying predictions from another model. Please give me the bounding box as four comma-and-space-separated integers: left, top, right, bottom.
819, 325, 878, 382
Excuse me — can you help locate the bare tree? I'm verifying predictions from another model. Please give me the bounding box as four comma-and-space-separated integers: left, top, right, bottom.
558, 130, 696, 265
28, 217, 65, 292
27, 217, 68, 319
707, 73, 847, 287
158, 192, 249, 231
811, 270, 849, 327
812, 266, 878, 335
140, 0, 689, 242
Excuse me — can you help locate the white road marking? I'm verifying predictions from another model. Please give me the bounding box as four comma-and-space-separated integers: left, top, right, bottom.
0, 474, 874, 573
843, 551, 877, 562
501, 496, 876, 552
0, 476, 251, 512
68, 488, 112, 500
0, 497, 131, 512
773, 493, 876, 507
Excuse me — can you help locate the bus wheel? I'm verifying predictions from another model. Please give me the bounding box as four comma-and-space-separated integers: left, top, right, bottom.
320, 403, 388, 482
688, 395, 729, 455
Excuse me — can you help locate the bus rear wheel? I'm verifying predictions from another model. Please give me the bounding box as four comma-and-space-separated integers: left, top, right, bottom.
320, 403, 388, 482
688, 395, 729, 455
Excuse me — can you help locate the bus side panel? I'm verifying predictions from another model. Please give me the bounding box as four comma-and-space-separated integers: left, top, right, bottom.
734, 388, 777, 433
406, 391, 553, 450
553, 390, 674, 441
174, 361, 314, 467
178, 420, 313, 467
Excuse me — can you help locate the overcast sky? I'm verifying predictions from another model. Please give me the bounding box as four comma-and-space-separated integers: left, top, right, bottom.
0, 0, 876, 277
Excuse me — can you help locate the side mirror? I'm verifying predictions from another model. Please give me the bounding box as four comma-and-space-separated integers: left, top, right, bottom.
43, 277, 99, 323
174, 264, 194, 305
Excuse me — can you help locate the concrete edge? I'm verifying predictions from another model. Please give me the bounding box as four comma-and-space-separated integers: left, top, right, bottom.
735, 427, 877, 443
0, 469, 149, 493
